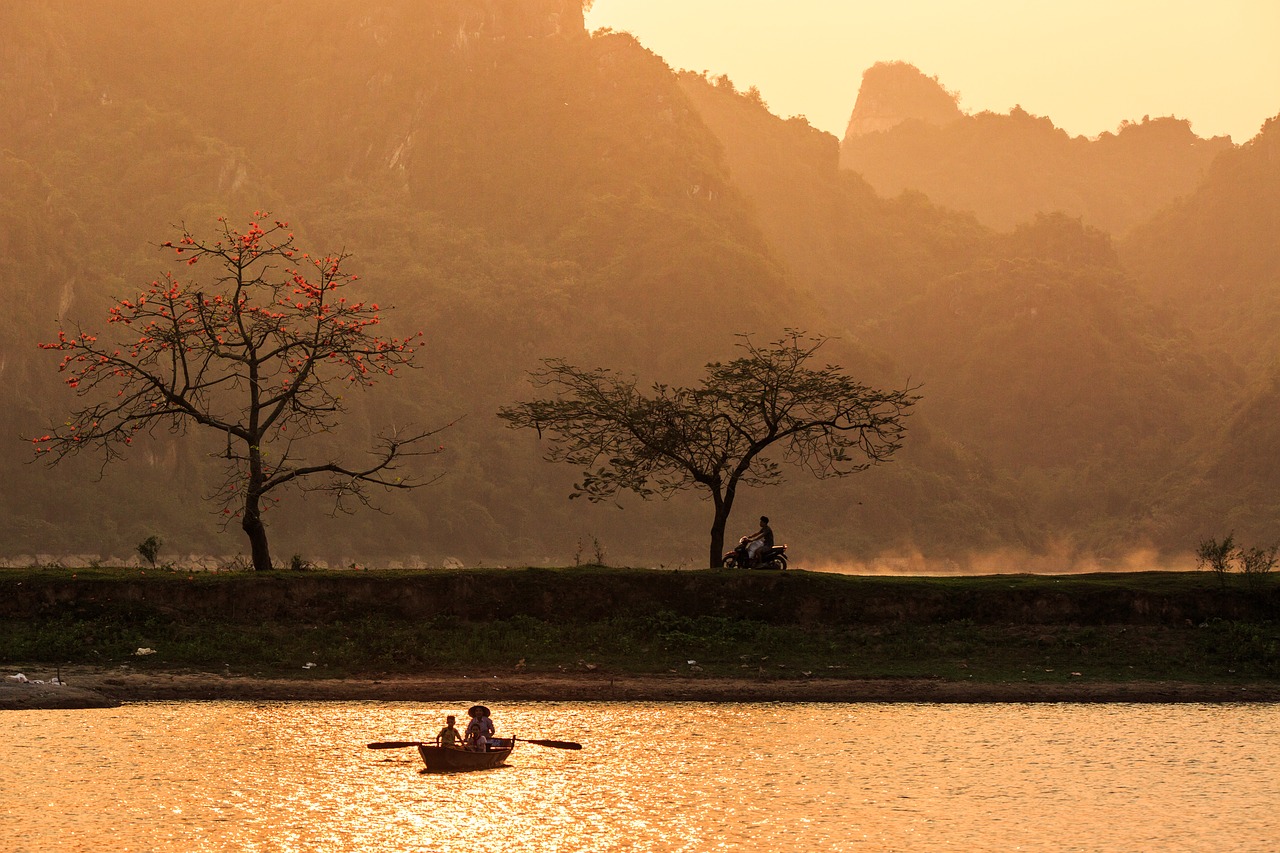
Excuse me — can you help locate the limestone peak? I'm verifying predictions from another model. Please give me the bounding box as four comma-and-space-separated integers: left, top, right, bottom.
843, 61, 963, 139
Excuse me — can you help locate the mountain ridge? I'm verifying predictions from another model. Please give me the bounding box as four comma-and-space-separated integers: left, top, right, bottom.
1, 3, 1275, 568
839, 61, 1235, 235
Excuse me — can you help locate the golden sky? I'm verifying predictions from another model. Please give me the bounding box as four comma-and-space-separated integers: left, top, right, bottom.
586, 0, 1280, 143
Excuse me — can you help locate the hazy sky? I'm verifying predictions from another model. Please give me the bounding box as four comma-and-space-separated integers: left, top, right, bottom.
585, 1, 1280, 143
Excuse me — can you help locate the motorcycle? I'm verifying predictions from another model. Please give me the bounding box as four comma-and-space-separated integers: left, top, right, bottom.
721, 536, 789, 570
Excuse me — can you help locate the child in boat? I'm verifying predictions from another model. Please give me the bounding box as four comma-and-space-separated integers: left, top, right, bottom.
436, 715, 462, 748
464, 708, 485, 751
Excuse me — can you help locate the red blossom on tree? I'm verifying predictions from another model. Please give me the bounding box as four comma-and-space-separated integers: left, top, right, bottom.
33, 213, 450, 570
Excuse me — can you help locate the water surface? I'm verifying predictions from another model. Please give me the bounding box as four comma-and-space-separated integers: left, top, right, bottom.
3, 701, 1277, 851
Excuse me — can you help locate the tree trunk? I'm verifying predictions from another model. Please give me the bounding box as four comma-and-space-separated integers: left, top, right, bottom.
243, 438, 272, 571
242, 496, 273, 571
709, 513, 727, 569
709, 488, 733, 568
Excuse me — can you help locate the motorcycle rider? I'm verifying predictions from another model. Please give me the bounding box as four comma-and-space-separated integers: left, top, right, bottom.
743, 516, 774, 567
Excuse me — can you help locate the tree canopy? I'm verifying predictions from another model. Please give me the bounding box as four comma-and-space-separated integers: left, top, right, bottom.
34, 214, 448, 570
499, 332, 919, 566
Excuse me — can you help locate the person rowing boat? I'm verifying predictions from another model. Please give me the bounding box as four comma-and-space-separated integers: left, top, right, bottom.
464, 704, 497, 751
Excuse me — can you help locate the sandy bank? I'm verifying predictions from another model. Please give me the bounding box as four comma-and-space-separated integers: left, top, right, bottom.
0, 681, 121, 710
6, 667, 1278, 706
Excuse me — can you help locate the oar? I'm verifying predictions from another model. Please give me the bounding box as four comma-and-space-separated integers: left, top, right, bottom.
518, 738, 582, 750
368, 738, 582, 750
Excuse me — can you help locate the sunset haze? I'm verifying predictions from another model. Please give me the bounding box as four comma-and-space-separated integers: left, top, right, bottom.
2, 0, 1278, 571
587, 0, 1280, 143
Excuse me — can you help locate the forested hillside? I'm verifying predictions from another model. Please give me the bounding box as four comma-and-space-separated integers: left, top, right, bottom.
677, 74, 1246, 557
0, 2, 1274, 569
1120, 118, 1280, 543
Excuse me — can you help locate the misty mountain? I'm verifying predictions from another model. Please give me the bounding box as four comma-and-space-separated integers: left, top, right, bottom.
675, 75, 1241, 556
839, 62, 1234, 235
677, 71, 989, 327
1120, 117, 1280, 547
0, 0, 858, 566
1121, 116, 1280, 367
0, 2, 1274, 567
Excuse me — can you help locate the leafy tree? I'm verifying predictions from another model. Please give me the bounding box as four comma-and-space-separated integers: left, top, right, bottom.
1198, 534, 1278, 593
136, 534, 162, 568
499, 332, 918, 567
1238, 544, 1278, 593
1197, 534, 1236, 589
33, 214, 447, 570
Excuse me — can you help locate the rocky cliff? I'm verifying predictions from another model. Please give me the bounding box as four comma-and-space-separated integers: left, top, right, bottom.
842, 61, 963, 138
838, 62, 1233, 234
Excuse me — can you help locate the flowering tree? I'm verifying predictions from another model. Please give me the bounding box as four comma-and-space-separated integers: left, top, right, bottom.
34, 213, 447, 570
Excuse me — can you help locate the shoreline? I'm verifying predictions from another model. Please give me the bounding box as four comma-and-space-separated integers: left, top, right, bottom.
5, 667, 1280, 708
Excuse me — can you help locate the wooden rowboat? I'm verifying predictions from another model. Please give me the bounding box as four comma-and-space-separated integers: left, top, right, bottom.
367, 733, 577, 769
417, 738, 515, 772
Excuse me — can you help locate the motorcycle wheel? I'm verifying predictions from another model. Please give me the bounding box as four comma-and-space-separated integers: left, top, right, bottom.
721, 555, 738, 568
769, 556, 787, 571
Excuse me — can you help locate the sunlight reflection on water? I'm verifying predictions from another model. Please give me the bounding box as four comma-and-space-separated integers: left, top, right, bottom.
3, 701, 1278, 852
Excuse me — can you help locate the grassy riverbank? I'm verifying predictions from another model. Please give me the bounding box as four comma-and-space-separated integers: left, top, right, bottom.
3, 566, 1278, 688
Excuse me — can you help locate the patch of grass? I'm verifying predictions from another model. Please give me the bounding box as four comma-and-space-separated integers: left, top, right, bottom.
2, 567, 1277, 684
4, 611, 1277, 685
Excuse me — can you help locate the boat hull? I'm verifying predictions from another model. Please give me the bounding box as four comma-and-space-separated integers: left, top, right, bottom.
418, 741, 514, 772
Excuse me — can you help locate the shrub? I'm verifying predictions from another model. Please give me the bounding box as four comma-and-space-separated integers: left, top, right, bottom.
1238, 545, 1277, 593
136, 535, 162, 569
1196, 534, 1277, 593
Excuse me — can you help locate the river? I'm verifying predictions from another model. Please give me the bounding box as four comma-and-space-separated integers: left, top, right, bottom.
3, 701, 1278, 852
